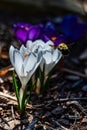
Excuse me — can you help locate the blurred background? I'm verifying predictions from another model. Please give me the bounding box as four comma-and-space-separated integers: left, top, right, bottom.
0, 0, 87, 21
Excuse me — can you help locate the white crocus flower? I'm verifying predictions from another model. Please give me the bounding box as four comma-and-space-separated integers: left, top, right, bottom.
9, 45, 42, 89
26, 40, 62, 75
26, 40, 53, 52
40, 47, 62, 75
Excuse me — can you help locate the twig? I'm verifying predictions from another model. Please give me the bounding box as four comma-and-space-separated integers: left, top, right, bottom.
26, 118, 38, 130
11, 105, 16, 126
61, 68, 87, 79
52, 119, 69, 130
33, 97, 87, 109
39, 124, 56, 130
0, 91, 33, 109
0, 91, 16, 101
0, 116, 10, 127
66, 101, 87, 116
45, 97, 87, 104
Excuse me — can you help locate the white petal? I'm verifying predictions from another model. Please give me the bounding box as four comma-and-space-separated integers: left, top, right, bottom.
13, 50, 24, 77
26, 40, 33, 49
20, 45, 27, 55
26, 40, 41, 53
40, 50, 52, 74
53, 49, 62, 64
44, 62, 54, 75
24, 53, 36, 75
46, 40, 54, 46
52, 49, 59, 62
19, 77, 29, 89
9, 45, 15, 66
33, 40, 45, 47
43, 50, 52, 64
20, 52, 41, 88
43, 44, 52, 51
40, 49, 62, 75
24, 53, 40, 76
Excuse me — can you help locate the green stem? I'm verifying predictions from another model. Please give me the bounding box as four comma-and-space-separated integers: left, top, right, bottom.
13, 71, 20, 108
19, 85, 28, 114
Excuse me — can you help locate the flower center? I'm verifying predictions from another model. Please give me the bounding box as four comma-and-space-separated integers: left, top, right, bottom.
25, 27, 29, 31
51, 36, 57, 41
24, 53, 28, 58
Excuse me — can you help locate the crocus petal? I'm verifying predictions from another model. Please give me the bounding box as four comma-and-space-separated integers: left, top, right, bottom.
42, 34, 50, 42
43, 50, 52, 64
9, 45, 15, 66
33, 40, 45, 47
28, 25, 41, 40
20, 45, 29, 58
13, 50, 24, 77
24, 53, 38, 76
44, 21, 56, 32
9, 46, 24, 76
15, 28, 28, 43
53, 49, 62, 63
26, 40, 33, 49
13, 23, 31, 43
46, 40, 54, 46
52, 35, 67, 47
40, 48, 62, 75
26, 40, 42, 53
20, 52, 42, 88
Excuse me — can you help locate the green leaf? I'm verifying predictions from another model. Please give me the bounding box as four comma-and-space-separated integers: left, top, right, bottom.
13, 71, 20, 106
44, 74, 51, 89
25, 94, 30, 105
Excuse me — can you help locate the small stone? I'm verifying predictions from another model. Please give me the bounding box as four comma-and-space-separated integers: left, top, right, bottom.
65, 75, 80, 81
57, 118, 70, 126
79, 49, 87, 60
0, 78, 4, 83
82, 85, 87, 92
84, 68, 87, 75
52, 106, 64, 115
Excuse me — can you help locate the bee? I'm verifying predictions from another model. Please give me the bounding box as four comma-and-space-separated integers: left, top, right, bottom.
58, 43, 69, 55
50, 42, 69, 55
51, 35, 69, 55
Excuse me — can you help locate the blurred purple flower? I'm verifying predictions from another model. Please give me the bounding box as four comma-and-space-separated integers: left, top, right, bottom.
60, 15, 87, 41
13, 22, 31, 30
13, 23, 31, 44
44, 21, 56, 32
51, 34, 67, 47
28, 25, 42, 40
42, 22, 58, 42
13, 23, 42, 44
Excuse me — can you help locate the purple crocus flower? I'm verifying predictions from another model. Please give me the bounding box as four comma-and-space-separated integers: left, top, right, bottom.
42, 21, 58, 42
13, 23, 31, 44
13, 22, 31, 30
51, 34, 67, 47
13, 23, 43, 44
50, 34, 69, 55
44, 21, 56, 32
60, 15, 87, 41
28, 24, 42, 41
